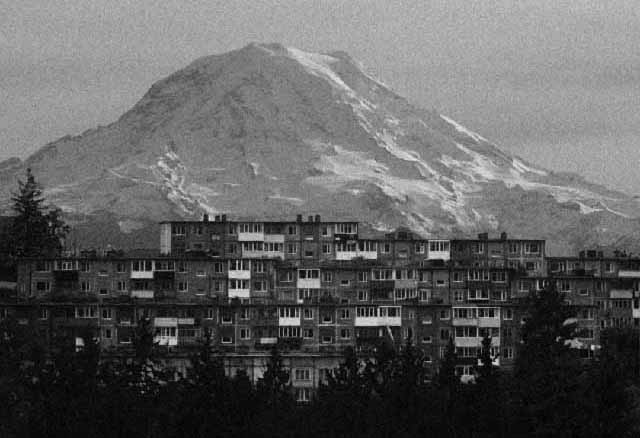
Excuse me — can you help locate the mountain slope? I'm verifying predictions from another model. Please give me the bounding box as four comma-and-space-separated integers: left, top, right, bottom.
1, 42, 639, 254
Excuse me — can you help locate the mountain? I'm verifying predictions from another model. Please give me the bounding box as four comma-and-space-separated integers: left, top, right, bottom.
1, 42, 639, 255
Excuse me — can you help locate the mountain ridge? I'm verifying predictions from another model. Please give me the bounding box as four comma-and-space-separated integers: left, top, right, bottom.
1, 42, 638, 255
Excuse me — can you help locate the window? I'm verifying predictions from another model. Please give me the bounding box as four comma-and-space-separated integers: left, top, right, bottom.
321, 313, 333, 324
286, 243, 298, 254
468, 289, 489, 300
229, 279, 249, 290
229, 260, 250, 271
415, 243, 425, 254
283, 271, 293, 282
335, 223, 356, 234
304, 250, 314, 258
35, 281, 50, 292
358, 272, 368, 282
221, 336, 233, 344
221, 313, 233, 324
321, 226, 330, 237
287, 225, 297, 235
503, 308, 513, 320
440, 309, 450, 320
206, 308, 215, 320
298, 288, 313, 301
321, 335, 333, 344
102, 328, 112, 340
252, 261, 265, 273
322, 272, 333, 282
295, 387, 311, 403
99, 288, 108, 296
303, 308, 314, 319
81, 281, 91, 292
472, 243, 484, 254
298, 269, 320, 279
357, 291, 369, 301
509, 243, 519, 254
322, 243, 332, 254
340, 309, 350, 319
524, 243, 540, 254
605, 262, 614, 273
278, 326, 301, 337
172, 224, 186, 235
75, 306, 97, 319
239, 223, 263, 233
429, 240, 450, 252
101, 308, 112, 319
38, 308, 48, 320
279, 307, 300, 318
294, 368, 311, 381
440, 328, 450, 340
239, 308, 250, 320
239, 328, 251, 340
558, 280, 571, 292
178, 281, 188, 292
356, 307, 376, 317
253, 280, 267, 292
454, 290, 465, 302
303, 328, 314, 339
382, 243, 391, 254
478, 308, 497, 318
503, 348, 514, 359
491, 271, 506, 283
35, 261, 51, 272
340, 329, 351, 339
340, 279, 350, 287
422, 336, 432, 344
452, 272, 462, 282
455, 326, 477, 338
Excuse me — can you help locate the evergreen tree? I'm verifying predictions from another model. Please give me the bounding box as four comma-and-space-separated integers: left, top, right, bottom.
514, 284, 588, 438
7, 168, 69, 259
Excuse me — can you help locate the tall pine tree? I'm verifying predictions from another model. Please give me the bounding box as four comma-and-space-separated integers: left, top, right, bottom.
8, 168, 68, 258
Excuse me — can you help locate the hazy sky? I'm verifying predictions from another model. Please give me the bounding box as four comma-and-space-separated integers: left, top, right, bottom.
1, 0, 639, 193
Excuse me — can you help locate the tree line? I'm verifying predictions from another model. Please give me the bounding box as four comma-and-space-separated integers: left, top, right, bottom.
1, 286, 640, 438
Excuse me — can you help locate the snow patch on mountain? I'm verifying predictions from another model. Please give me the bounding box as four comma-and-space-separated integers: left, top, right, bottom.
151, 152, 217, 215
440, 115, 488, 143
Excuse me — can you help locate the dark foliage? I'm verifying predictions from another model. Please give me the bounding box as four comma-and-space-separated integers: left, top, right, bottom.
1, 286, 640, 438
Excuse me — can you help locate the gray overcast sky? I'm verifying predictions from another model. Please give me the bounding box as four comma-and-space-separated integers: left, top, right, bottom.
1, 0, 639, 193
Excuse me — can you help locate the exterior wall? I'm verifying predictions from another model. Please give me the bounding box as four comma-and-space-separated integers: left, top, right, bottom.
6, 217, 639, 388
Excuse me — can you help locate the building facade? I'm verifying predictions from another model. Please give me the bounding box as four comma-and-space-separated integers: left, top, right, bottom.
3, 214, 639, 399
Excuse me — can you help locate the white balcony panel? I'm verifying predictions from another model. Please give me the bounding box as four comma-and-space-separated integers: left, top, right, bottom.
297, 279, 321, 289
428, 251, 450, 261
131, 271, 154, 279
154, 317, 178, 327
228, 270, 251, 280
359, 251, 378, 260
131, 290, 154, 299
155, 336, 178, 347
478, 317, 501, 328
452, 318, 478, 326
611, 289, 633, 299
178, 318, 195, 325
354, 316, 401, 327
633, 309, 640, 319
279, 317, 301, 326
228, 289, 250, 299
258, 337, 278, 345
619, 270, 640, 278
238, 232, 264, 242
455, 337, 481, 348
336, 252, 357, 261
264, 251, 285, 260
264, 234, 285, 243
242, 250, 265, 258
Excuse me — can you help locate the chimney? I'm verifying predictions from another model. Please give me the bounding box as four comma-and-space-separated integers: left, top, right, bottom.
478, 232, 488, 241
221, 214, 227, 222
203, 214, 209, 222
579, 250, 585, 259
500, 232, 507, 240
315, 214, 321, 223
296, 214, 302, 223
214, 215, 221, 222
308, 215, 313, 223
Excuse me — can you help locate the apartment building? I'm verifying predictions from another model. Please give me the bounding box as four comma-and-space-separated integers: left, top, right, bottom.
2, 215, 638, 398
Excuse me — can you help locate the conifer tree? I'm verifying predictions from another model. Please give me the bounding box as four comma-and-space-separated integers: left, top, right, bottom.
8, 168, 68, 258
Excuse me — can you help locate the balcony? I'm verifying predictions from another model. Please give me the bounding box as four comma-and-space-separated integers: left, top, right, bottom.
177, 317, 195, 325
354, 316, 401, 327
131, 290, 154, 299
228, 270, 251, 280
131, 271, 154, 280
154, 317, 178, 327
619, 270, 640, 278
228, 289, 250, 299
